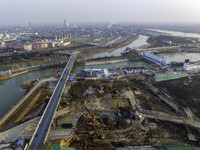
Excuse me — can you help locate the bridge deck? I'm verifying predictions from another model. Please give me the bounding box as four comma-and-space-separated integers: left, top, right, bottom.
28, 52, 77, 150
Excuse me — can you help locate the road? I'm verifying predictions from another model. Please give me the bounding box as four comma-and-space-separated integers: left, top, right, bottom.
28, 51, 78, 150
142, 110, 200, 129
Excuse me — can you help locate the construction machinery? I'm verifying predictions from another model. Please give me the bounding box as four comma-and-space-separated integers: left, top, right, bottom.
82, 103, 105, 140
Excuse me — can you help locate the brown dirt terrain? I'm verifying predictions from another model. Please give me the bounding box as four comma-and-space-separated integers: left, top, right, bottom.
44, 78, 200, 149
154, 75, 200, 119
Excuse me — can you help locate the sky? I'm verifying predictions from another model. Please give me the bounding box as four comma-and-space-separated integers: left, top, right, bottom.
0, 0, 200, 25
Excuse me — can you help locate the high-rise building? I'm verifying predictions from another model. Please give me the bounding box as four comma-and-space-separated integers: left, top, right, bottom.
28, 21, 31, 28
64, 19, 69, 28
29, 22, 31, 28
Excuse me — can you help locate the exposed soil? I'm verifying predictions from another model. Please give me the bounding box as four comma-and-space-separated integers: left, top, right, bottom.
154, 75, 200, 119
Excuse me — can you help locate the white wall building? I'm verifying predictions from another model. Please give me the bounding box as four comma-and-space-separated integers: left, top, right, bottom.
142, 52, 171, 66
24, 44, 32, 51
80, 69, 109, 78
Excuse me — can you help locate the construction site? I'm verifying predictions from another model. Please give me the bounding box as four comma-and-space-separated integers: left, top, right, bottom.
44, 76, 200, 149
1, 72, 200, 149
1, 32, 200, 149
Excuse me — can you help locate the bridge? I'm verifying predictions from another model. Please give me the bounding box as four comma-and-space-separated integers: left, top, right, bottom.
28, 51, 79, 150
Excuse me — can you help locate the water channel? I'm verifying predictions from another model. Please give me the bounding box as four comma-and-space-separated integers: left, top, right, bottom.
150, 29, 200, 38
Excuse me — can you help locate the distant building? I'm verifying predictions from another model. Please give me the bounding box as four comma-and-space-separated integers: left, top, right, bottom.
61, 41, 70, 46
79, 69, 109, 78
33, 43, 42, 50
64, 19, 69, 28
24, 44, 32, 51
48, 42, 55, 48
121, 47, 137, 56
41, 43, 48, 49
163, 39, 172, 45
142, 52, 171, 66
0, 33, 3, 39
29, 21, 31, 28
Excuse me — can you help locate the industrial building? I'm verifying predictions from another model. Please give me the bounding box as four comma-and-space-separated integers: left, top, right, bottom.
79, 69, 109, 78
142, 52, 171, 66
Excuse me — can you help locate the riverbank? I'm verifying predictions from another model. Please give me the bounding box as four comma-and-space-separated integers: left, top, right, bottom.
78, 35, 139, 58
0, 78, 56, 130
0, 63, 67, 81
85, 58, 130, 65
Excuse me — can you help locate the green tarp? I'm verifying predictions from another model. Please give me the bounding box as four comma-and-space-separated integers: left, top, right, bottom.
50, 144, 75, 150
154, 73, 189, 82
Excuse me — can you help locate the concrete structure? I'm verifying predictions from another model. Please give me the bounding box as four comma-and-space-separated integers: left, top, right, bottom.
183, 62, 200, 71
24, 44, 32, 51
142, 52, 171, 66
79, 69, 109, 78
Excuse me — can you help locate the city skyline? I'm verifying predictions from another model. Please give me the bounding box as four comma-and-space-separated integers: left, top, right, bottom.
0, 0, 200, 25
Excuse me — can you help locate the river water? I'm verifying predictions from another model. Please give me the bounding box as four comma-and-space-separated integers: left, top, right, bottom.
86, 35, 148, 59
0, 35, 148, 118
150, 29, 200, 38
0, 68, 63, 118
160, 53, 200, 63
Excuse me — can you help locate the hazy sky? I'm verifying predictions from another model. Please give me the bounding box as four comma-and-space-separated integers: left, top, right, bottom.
0, 0, 200, 25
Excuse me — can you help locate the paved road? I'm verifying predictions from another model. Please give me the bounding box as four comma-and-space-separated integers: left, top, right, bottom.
28, 51, 78, 150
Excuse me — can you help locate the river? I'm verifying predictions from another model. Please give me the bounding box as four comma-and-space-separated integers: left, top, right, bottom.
149, 29, 200, 38
160, 53, 200, 62
0, 68, 63, 118
86, 35, 148, 59
0, 35, 149, 118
